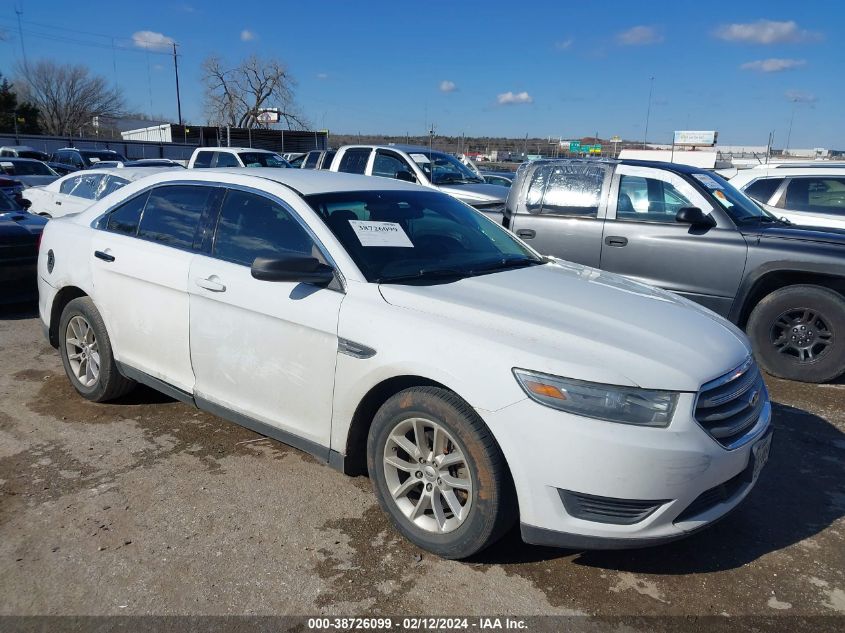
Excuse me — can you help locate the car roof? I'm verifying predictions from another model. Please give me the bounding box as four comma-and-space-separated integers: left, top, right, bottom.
0, 157, 44, 163
733, 166, 845, 181
60, 167, 178, 181
195, 146, 277, 153
339, 144, 450, 156
0, 145, 36, 151
524, 157, 712, 175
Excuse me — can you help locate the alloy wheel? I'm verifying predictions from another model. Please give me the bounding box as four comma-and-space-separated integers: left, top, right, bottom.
770, 307, 834, 363
65, 315, 100, 387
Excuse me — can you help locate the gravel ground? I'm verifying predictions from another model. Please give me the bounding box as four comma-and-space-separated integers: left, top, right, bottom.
0, 304, 843, 626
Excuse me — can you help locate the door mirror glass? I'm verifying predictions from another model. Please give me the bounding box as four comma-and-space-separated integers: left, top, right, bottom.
675, 206, 715, 227
251, 256, 335, 285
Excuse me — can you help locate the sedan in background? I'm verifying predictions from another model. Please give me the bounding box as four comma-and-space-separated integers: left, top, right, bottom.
0, 190, 47, 304
23, 167, 174, 218
0, 157, 60, 188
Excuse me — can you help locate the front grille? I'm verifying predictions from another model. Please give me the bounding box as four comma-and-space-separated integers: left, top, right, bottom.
695, 358, 766, 447
559, 489, 668, 525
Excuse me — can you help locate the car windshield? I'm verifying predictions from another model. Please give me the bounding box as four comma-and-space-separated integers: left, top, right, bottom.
306, 190, 543, 283
408, 151, 485, 185
687, 171, 777, 224
16, 151, 47, 160
0, 160, 55, 176
238, 152, 290, 168
82, 151, 126, 163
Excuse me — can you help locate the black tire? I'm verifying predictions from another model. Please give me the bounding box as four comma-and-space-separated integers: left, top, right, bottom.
59, 296, 135, 402
367, 386, 516, 559
747, 285, 845, 383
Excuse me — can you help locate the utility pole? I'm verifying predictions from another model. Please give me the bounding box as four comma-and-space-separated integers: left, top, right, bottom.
785, 104, 796, 156
15, 4, 28, 71
643, 76, 654, 149
172, 42, 183, 126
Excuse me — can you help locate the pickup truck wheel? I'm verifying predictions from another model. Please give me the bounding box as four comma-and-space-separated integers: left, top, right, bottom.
367, 387, 516, 559
59, 297, 135, 402
748, 285, 845, 383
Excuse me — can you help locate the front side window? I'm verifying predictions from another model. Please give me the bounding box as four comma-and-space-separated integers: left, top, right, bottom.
407, 150, 483, 185
783, 177, 845, 215
137, 185, 218, 248
237, 152, 289, 168
105, 192, 150, 236
373, 151, 412, 179
306, 190, 542, 283
192, 151, 213, 168
616, 175, 692, 222
337, 148, 371, 175
744, 178, 784, 204
213, 190, 315, 266
214, 152, 239, 168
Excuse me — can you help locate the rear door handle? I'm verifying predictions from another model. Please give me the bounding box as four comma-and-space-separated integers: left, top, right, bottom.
604, 236, 628, 247
94, 250, 115, 262
55, 200, 61, 205
516, 229, 536, 239
195, 276, 226, 292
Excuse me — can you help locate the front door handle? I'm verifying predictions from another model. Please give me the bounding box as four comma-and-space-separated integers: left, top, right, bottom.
604, 236, 628, 247
94, 250, 115, 262
516, 229, 536, 239
195, 276, 226, 292
55, 200, 62, 205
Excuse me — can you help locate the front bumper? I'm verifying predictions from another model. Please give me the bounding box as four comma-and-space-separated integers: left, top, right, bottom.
478, 394, 771, 549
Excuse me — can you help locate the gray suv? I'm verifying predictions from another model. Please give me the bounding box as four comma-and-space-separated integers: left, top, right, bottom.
504, 158, 845, 383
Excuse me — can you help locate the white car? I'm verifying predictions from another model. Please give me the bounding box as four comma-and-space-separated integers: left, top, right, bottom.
730, 166, 845, 231
37, 169, 772, 559
24, 167, 176, 218
187, 146, 291, 169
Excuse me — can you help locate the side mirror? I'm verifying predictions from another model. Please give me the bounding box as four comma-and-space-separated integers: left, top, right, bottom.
19, 198, 32, 209
395, 170, 416, 183
675, 207, 716, 228
251, 256, 335, 285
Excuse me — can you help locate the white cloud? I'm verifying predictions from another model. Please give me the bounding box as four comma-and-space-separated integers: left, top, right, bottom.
714, 20, 821, 44
616, 25, 663, 46
316, 72, 329, 80
555, 38, 574, 50
439, 80, 456, 93
132, 30, 174, 51
240, 29, 257, 41
785, 90, 817, 104
741, 58, 806, 72
497, 91, 533, 105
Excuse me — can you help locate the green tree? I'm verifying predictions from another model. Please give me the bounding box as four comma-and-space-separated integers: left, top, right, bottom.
0, 73, 41, 134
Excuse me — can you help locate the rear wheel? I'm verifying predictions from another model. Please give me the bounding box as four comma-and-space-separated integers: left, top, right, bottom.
59, 297, 135, 401
367, 387, 516, 559
747, 285, 845, 383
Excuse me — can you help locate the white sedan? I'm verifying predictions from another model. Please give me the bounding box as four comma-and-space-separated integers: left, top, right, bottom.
24, 167, 177, 217
37, 169, 771, 558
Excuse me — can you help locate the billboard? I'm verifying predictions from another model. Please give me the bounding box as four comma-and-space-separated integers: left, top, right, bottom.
673, 131, 718, 146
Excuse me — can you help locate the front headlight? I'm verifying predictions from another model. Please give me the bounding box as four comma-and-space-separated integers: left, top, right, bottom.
513, 369, 678, 427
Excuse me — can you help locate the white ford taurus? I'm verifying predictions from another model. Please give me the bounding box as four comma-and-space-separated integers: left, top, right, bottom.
37, 168, 772, 558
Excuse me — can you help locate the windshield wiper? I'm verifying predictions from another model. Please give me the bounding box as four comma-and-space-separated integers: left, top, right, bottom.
376, 268, 471, 284
471, 257, 543, 273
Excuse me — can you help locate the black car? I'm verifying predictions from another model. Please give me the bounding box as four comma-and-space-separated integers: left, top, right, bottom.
0, 190, 48, 304
48, 148, 128, 173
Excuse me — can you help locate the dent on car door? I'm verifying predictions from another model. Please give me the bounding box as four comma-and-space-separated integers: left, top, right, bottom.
508, 163, 610, 267
91, 185, 223, 392
188, 188, 343, 447
599, 166, 748, 316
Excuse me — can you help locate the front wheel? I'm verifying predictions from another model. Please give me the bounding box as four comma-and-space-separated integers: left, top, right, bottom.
747, 285, 845, 383
367, 387, 516, 559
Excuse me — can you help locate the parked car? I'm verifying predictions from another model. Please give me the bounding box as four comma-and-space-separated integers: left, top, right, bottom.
0, 157, 60, 188
38, 168, 771, 558
730, 167, 845, 231
286, 153, 307, 168
49, 148, 128, 173
0, 175, 26, 206
480, 171, 514, 187
300, 149, 336, 170
94, 159, 186, 169
187, 147, 291, 169
329, 145, 510, 215
503, 158, 845, 383
0, 145, 50, 161
0, 191, 48, 304
24, 168, 174, 218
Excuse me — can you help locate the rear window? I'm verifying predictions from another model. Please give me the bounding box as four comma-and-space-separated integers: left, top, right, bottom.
193, 151, 213, 168
337, 149, 371, 175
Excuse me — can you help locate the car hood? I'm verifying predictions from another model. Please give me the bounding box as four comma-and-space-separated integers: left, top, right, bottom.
749, 224, 845, 246
436, 182, 509, 204
15, 175, 58, 188
378, 260, 750, 392
0, 211, 47, 240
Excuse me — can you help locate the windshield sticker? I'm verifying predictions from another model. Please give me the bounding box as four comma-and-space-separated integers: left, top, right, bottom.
691, 173, 723, 190
410, 153, 431, 164
88, 157, 100, 163
348, 220, 414, 247
712, 189, 734, 208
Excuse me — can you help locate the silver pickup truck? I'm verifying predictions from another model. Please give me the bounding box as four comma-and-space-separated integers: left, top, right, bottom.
499, 158, 845, 384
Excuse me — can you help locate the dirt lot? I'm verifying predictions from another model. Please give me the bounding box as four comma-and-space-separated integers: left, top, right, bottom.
1, 304, 844, 624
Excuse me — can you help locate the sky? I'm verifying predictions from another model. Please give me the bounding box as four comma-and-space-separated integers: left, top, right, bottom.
0, 0, 842, 148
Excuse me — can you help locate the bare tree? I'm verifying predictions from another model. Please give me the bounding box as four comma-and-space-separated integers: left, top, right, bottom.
202, 55, 308, 129
14, 60, 125, 135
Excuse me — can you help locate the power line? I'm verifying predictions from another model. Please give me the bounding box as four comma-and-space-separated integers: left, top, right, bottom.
0, 19, 175, 56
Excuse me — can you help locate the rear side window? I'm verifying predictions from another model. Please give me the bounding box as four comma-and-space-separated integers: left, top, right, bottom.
320, 151, 336, 169
744, 178, 784, 204
192, 151, 214, 168
214, 152, 239, 168
783, 177, 845, 215
541, 164, 605, 217
337, 148, 371, 175
106, 192, 150, 236
138, 185, 218, 249
213, 190, 315, 266
303, 152, 320, 169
